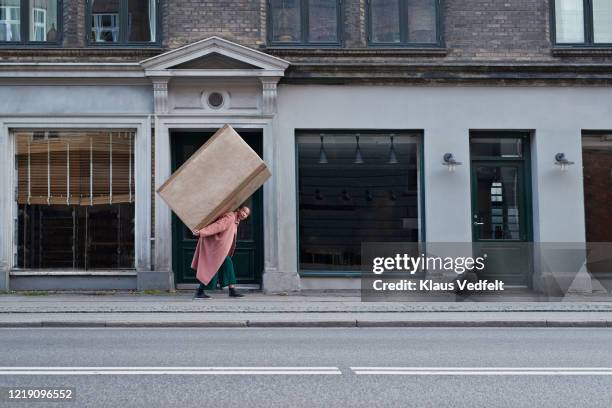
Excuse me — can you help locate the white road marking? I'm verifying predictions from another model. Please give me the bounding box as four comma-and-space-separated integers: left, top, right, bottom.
351, 367, 612, 376
0, 367, 341, 375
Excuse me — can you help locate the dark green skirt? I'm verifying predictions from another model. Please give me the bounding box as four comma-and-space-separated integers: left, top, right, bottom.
200, 256, 237, 290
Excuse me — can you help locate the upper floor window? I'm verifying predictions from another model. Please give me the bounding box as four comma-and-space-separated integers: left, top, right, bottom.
268, 0, 341, 46
554, 0, 612, 45
88, 0, 157, 45
0, 0, 60, 44
368, 0, 440, 46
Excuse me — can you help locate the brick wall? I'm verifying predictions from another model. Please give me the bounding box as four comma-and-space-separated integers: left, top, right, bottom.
444, 0, 552, 61
3, 0, 612, 66
163, 0, 266, 49
62, 0, 86, 47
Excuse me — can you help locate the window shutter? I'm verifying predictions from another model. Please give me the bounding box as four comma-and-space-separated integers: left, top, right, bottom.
16, 130, 135, 206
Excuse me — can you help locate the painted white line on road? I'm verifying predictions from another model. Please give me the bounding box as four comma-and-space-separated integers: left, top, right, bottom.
0, 367, 342, 375
0, 366, 339, 371
0, 371, 342, 375
351, 367, 612, 376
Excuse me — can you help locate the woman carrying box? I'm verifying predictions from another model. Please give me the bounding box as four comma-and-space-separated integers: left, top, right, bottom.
191, 206, 251, 299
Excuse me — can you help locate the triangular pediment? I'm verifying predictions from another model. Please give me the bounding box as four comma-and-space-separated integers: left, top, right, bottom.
141, 36, 289, 75
171, 52, 259, 70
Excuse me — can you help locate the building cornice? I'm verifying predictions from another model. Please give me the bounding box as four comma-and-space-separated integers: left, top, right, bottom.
1, 60, 612, 85
281, 62, 612, 85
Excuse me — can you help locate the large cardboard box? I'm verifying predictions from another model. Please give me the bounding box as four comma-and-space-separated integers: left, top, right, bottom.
157, 124, 271, 231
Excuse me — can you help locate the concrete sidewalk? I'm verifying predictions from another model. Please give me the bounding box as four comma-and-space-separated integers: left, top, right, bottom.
1, 292, 612, 327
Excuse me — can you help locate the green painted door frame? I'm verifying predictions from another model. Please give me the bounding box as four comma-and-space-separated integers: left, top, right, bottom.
170, 130, 264, 285
469, 132, 533, 287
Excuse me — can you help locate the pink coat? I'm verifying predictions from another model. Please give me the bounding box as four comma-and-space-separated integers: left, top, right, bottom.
191, 211, 240, 285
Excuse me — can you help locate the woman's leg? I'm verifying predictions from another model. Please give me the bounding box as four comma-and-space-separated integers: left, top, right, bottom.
218, 257, 243, 297
194, 282, 210, 299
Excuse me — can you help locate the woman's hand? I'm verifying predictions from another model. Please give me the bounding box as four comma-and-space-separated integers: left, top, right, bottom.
192, 229, 200, 237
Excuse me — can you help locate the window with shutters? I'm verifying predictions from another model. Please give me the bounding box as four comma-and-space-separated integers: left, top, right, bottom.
14, 130, 135, 270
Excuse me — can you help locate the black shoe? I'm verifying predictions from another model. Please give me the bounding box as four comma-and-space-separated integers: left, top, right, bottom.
194, 290, 211, 299
228, 288, 244, 298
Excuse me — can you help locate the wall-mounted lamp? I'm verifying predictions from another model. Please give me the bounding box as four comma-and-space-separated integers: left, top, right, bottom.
318, 134, 328, 164
554, 153, 574, 171
353, 134, 364, 164
442, 153, 462, 172
388, 134, 398, 164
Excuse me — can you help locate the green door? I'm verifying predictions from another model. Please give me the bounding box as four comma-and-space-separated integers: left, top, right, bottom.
171, 131, 264, 285
470, 133, 533, 287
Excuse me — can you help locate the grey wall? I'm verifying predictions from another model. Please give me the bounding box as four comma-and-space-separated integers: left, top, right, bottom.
0, 85, 153, 114
274, 85, 612, 276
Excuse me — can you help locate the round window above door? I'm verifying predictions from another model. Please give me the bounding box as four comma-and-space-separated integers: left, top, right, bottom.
201, 90, 229, 110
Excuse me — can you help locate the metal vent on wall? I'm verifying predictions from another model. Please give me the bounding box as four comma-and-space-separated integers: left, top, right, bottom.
207, 92, 224, 109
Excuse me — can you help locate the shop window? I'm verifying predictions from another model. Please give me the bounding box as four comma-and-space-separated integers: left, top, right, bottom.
89, 0, 157, 44
14, 130, 135, 270
297, 132, 421, 272
554, 0, 612, 45
0, 0, 59, 43
368, 0, 440, 46
269, 0, 341, 46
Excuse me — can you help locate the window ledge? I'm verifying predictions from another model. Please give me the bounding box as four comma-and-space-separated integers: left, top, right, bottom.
299, 271, 361, 278
0, 47, 164, 58
552, 47, 612, 57
10, 270, 137, 277
264, 47, 448, 58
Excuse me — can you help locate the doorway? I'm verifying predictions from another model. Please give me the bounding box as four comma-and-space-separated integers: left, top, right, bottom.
170, 130, 264, 285
470, 132, 533, 286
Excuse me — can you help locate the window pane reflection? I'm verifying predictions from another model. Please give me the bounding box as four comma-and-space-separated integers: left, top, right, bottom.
128, 0, 156, 42
407, 0, 437, 43
0, 0, 20, 41
15, 130, 136, 270
308, 0, 337, 42
555, 0, 585, 43
29, 0, 58, 42
471, 138, 523, 158
371, 0, 400, 43
91, 0, 120, 42
475, 166, 521, 240
593, 0, 612, 43
271, 0, 301, 42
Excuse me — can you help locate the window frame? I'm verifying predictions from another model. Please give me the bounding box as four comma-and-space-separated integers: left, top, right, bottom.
366, 0, 443, 48
294, 129, 426, 277
552, 0, 612, 47
86, 0, 161, 47
267, 0, 344, 47
12, 129, 138, 271
0, 0, 62, 46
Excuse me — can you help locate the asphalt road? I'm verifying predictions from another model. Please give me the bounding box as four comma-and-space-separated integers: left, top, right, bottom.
1, 328, 612, 407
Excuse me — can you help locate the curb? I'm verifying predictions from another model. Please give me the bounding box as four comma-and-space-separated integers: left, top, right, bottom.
1, 320, 611, 328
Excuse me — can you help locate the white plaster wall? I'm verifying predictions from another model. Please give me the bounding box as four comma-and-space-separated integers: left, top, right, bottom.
0, 82, 154, 278
0, 85, 153, 114
275, 85, 612, 275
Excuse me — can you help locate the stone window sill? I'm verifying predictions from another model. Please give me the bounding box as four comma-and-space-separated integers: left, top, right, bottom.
264, 47, 448, 58
552, 47, 612, 57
